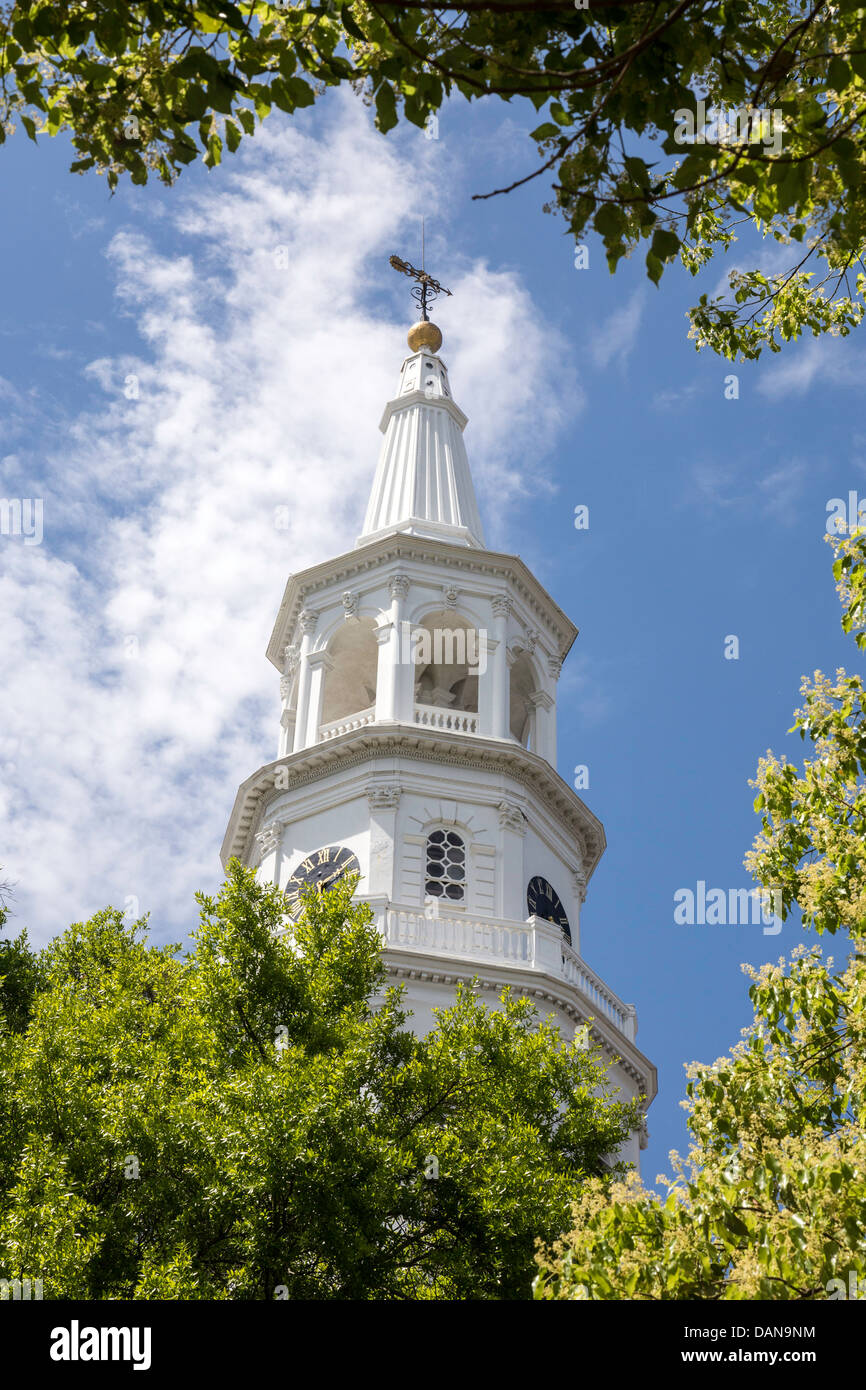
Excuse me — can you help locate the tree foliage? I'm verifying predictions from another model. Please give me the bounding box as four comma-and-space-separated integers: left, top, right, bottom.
534, 530, 866, 1301
2, 2, 866, 358
0, 863, 637, 1299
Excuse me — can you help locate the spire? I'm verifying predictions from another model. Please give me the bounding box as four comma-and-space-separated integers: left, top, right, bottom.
357, 257, 485, 550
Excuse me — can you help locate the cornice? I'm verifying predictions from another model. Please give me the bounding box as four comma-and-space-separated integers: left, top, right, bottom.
378, 390, 468, 433
220, 725, 606, 876
265, 535, 579, 671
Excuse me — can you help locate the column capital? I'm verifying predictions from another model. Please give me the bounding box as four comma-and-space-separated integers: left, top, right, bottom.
498, 799, 526, 835
529, 688, 555, 712
298, 608, 319, 636
572, 869, 587, 903
366, 781, 401, 810
547, 654, 563, 680
389, 573, 411, 601
256, 820, 283, 858
342, 589, 360, 620
283, 642, 299, 675
492, 594, 512, 620
279, 674, 293, 702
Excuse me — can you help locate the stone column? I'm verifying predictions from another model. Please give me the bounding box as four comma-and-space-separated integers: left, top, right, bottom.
497, 798, 526, 919
376, 575, 410, 723
374, 623, 394, 722
305, 649, 334, 745
278, 644, 298, 757
528, 689, 555, 763
491, 595, 512, 739
292, 610, 318, 753
477, 638, 497, 736
366, 781, 401, 898
388, 574, 411, 723
571, 866, 587, 956
546, 655, 561, 763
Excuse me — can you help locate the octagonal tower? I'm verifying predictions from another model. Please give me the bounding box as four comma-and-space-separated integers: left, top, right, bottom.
222, 314, 656, 1167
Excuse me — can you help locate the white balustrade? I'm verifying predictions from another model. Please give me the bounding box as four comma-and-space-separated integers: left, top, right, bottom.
318, 704, 376, 741
561, 944, 630, 1034
383, 906, 531, 964
414, 703, 479, 733
373, 902, 634, 1039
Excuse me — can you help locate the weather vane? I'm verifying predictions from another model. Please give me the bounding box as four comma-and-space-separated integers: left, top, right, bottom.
389, 254, 452, 323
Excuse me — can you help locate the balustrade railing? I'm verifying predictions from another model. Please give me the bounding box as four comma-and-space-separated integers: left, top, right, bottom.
561, 945, 631, 1034
319, 705, 376, 741
414, 704, 479, 733
383, 905, 531, 963
374, 902, 635, 1039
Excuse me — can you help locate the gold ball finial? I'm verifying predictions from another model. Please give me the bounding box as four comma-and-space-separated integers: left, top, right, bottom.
408, 320, 442, 353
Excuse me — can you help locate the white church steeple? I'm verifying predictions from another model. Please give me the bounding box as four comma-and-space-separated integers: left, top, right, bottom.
222, 262, 657, 1169
358, 321, 485, 550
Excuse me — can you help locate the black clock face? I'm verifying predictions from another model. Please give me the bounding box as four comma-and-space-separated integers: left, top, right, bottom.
284, 845, 360, 916
526, 876, 571, 944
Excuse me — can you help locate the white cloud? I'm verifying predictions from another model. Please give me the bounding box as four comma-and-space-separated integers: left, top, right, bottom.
589, 287, 645, 369
755, 458, 809, 522
652, 382, 701, 412
758, 336, 866, 399
0, 98, 580, 946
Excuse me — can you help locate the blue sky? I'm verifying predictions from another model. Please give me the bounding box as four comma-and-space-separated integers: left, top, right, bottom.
0, 86, 862, 1174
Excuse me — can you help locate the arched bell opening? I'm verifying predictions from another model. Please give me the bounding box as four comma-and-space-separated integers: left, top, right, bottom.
320, 617, 378, 734
411, 609, 482, 713
509, 654, 537, 748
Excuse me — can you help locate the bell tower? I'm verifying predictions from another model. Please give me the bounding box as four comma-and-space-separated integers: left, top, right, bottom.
222, 263, 656, 1166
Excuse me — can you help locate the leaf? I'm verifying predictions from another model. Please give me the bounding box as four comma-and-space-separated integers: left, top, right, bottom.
530, 123, 561, 141
828, 56, 850, 93
183, 85, 209, 121
206, 76, 237, 115
594, 202, 626, 238
224, 119, 241, 153
285, 77, 315, 109
651, 228, 680, 262
646, 250, 663, 285
375, 81, 398, 133
341, 5, 365, 41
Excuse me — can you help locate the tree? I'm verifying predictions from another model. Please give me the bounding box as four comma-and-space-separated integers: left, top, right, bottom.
2, 2, 865, 359
0, 861, 638, 1299
0, 873, 42, 1034
533, 529, 866, 1301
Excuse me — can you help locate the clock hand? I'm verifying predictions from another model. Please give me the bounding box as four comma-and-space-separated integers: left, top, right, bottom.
316, 865, 351, 891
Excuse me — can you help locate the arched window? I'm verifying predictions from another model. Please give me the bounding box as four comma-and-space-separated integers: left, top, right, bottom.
425, 830, 466, 902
